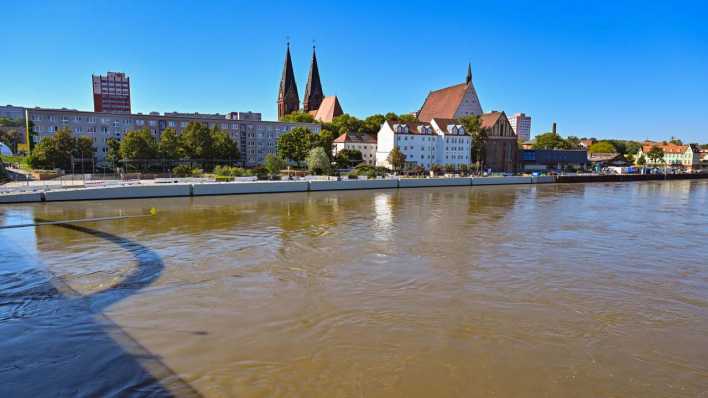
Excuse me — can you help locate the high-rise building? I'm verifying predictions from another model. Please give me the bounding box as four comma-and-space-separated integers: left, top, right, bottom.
92, 72, 131, 113
508, 113, 531, 142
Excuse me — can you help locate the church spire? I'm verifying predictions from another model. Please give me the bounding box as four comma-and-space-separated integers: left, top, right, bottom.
466, 62, 472, 85
278, 42, 300, 120
303, 45, 324, 113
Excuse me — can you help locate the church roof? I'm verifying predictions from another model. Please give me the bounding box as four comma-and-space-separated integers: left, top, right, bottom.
313, 96, 343, 123
278, 45, 299, 103
479, 111, 504, 129
303, 47, 324, 112
417, 83, 468, 122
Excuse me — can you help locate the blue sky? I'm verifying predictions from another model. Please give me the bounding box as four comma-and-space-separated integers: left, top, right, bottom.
2, 0, 707, 142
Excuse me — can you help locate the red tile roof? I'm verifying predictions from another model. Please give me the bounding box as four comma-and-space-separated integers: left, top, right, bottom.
333, 132, 377, 144
417, 83, 468, 122
479, 112, 503, 129
313, 96, 343, 123
641, 142, 689, 154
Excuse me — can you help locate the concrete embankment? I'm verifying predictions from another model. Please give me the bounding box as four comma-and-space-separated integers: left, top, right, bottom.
1, 173, 706, 204
309, 179, 398, 191
43, 184, 192, 202
556, 173, 707, 183
192, 181, 308, 195
399, 178, 471, 188
0, 191, 44, 204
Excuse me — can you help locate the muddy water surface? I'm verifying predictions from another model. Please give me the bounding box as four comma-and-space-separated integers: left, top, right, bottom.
1, 180, 707, 397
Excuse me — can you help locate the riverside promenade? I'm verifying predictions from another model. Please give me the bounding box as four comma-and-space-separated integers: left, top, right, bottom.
1, 173, 706, 204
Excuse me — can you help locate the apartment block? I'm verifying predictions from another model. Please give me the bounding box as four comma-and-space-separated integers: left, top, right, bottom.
26, 107, 320, 166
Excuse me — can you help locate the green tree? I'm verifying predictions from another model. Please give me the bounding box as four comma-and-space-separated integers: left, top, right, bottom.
458, 115, 486, 167
566, 136, 582, 148
624, 141, 642, 155
26, 128, 74, 170
158, 128, 181, 160
363, 114, 386, 135
179, 122, 213, 160
647, 145, 665, 164
334, 149, 363, 169
281, 111, 315, 123
73, 136, 95, 172
533, 132, 572, 150
53, 128, 77, 169
317, 129, 336, 159
276, 127, 315, 167
625, 153, 635, 164
211, 128, 240, 163
27, 136, 60, 170
0, 128, 20, 153
588, 141, 617, 153
387, 147, 406, 172
120, 129, 158, 162
106, 137, 121, 165
263, 153, 287, 178
636, 154, 646, 166
306, 146, 331, 175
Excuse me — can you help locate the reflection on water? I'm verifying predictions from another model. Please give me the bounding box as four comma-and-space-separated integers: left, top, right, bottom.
1, 180, 707, 397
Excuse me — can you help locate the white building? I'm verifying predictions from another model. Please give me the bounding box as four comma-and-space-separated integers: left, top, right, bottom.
375, 119, 471, 170
508, 113, 531, 142
332, 132, 377, 165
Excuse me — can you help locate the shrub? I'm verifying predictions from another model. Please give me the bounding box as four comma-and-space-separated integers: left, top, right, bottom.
214, 165, 246, 177
172, 165, 203, 177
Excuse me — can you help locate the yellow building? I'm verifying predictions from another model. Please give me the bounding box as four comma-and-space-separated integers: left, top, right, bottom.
636, 141, 701, 171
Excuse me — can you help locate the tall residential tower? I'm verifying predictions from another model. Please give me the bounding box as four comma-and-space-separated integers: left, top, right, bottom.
508, 112, 532, 142
92, 72, 131, 113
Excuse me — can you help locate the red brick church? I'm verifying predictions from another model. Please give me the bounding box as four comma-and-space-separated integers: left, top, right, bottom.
277, 44, 343, 123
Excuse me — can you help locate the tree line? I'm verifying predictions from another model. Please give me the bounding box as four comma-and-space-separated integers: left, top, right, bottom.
107, 122, 239, 170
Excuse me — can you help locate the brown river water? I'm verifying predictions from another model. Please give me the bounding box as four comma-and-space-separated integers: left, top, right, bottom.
1, 180, 707, 397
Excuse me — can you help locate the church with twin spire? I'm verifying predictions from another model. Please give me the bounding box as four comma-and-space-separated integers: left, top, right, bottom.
277, 44, 343, 122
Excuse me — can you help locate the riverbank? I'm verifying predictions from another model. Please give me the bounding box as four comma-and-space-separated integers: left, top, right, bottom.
1, 173, 706, 204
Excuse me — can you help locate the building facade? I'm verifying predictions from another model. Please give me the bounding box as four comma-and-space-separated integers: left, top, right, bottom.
522, 149, 588, 171
508, 112, 531, 142
417, 64, 483, 122
636, 141, 701, 171
26, 107, 320, 166
92, 72, 131, 113
479, 111, 520, 173
0, 105, 26, 121
332, 132, 377, 165
375, 119, 471, 170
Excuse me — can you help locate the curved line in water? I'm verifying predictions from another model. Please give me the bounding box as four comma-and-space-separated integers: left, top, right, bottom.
36, 220, 165, 311
33, 219, 202, 398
